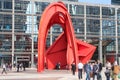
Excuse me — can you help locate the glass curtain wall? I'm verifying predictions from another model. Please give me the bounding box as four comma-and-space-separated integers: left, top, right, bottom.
1, 0, 120, 67
14, 0, 50, 67
68, 3, 119, 63
0, 0, 12, 66
102, 7, 116, 63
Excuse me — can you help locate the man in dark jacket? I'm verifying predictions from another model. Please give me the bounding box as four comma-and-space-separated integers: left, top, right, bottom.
71, 62, 76, 75
84, 61, 91, 80
97, 60, 102, 80
17, 63, 20, 72
56, 62, 60, 70
23, 62, 26, 71
93, 61, 99, 80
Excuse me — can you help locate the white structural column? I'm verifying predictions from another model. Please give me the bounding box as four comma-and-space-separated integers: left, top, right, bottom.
99, 6, 103, 63
50, 1, 53, 46
12, 0, 15, 69
31, 0, 35, 68
84, 5, 86, 41
50, 27, 53, 45
115, 8, 118, 60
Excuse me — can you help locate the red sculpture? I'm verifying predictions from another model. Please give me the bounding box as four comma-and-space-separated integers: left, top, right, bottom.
38, 1, 96, 72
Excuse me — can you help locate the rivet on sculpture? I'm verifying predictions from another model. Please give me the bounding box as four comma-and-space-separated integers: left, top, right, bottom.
38, 1, 96, 72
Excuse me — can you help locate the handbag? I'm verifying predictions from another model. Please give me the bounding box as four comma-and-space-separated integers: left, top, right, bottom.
90, 72, 93, 77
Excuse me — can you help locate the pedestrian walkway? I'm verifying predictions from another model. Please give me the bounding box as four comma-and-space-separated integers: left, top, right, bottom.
0, 68, 107, 80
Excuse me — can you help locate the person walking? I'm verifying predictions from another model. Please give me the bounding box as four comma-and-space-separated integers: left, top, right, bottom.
112, 61, 120, 80
17, 63, 20, 72
23, 62, 26, 71
84, 61, 91, 80
1, 63, 7, 74
56, 62, 60, 70
90, 62, 94, 78
77, 61, 83, 80
71, 62, 76, 75
105, 61, 112, 80
105, 67, 111, 80
97, 60, 103, 80
93, 61, 99, 80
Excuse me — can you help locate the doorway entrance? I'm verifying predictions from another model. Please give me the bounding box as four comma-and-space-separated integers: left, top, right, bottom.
16, 56, 30, 67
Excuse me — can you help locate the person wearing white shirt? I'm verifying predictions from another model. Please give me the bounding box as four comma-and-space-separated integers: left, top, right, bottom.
1, 63, 7, 74
78, 61, 84, 80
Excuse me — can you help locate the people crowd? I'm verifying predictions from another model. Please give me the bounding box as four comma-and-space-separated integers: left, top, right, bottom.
70, 60, 120, 80
1, 62, 27, 74
17, 62, 26, 72
1, 59, 120, 80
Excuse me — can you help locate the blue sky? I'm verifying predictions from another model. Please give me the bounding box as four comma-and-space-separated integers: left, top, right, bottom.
78, 0, 111, 4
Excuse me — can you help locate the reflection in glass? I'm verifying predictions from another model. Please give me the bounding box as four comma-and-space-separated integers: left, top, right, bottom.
69, 4, 84, 16
0, 1, 1, 9
35, 2, 49, 14
72, 18, 84, 34
102, 20, 115, 36
15, 1, 29, 13
4, 1, 12, 9
0, 14, 12, 31
86, 19, 100, 35
25, 1, 38, 42
0, 34, 12, 52
14, 35, 32, 52
86, 6, 100, 18
102, 7, 115, 19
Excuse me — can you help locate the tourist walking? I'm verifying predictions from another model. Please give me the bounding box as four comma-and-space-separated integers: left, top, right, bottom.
17, 63, 20, 72
55, 62, 60, 70
105, 67, 111, 80
20, 63, 23, 70
1, 63, 7, 74
23, 62, 26, 71
105, 61, 112, 80
77, 61, 83, 80
93, 61, 99, 80
112, 61, 120, 80
71, 62, 76, 75
97, 60, 103, 80
84, 61, 91, 80
90, 62, 94, 78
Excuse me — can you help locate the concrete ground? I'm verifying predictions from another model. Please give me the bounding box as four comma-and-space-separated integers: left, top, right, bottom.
0, 68, 107, 80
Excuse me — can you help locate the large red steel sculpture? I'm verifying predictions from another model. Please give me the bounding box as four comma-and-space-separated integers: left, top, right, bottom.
38, 1, 96, 72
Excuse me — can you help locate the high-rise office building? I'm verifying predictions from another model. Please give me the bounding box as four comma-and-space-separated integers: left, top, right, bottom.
0, 0, 120, 68
111, 0, 120, 5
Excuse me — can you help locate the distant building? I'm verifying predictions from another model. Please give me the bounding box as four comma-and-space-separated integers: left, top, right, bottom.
111, 0, 120, 5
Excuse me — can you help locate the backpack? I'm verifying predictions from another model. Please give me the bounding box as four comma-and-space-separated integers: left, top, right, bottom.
93, 64, 98, 73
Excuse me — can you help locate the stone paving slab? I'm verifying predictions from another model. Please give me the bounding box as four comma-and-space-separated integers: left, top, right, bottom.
0, 68, 107, 80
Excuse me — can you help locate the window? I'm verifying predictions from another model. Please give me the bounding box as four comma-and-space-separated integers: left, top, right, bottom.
0, 1, 1, 9
4, 1, 12, 9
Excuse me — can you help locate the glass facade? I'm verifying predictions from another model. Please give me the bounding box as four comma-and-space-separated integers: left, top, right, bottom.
111, 0, 120, 5
0, 0, 120, 67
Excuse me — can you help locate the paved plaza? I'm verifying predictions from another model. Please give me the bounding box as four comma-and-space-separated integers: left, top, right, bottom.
0, 68, 107, 80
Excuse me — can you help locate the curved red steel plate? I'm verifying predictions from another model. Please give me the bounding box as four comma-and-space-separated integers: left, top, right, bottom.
38, 2, 96, 72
